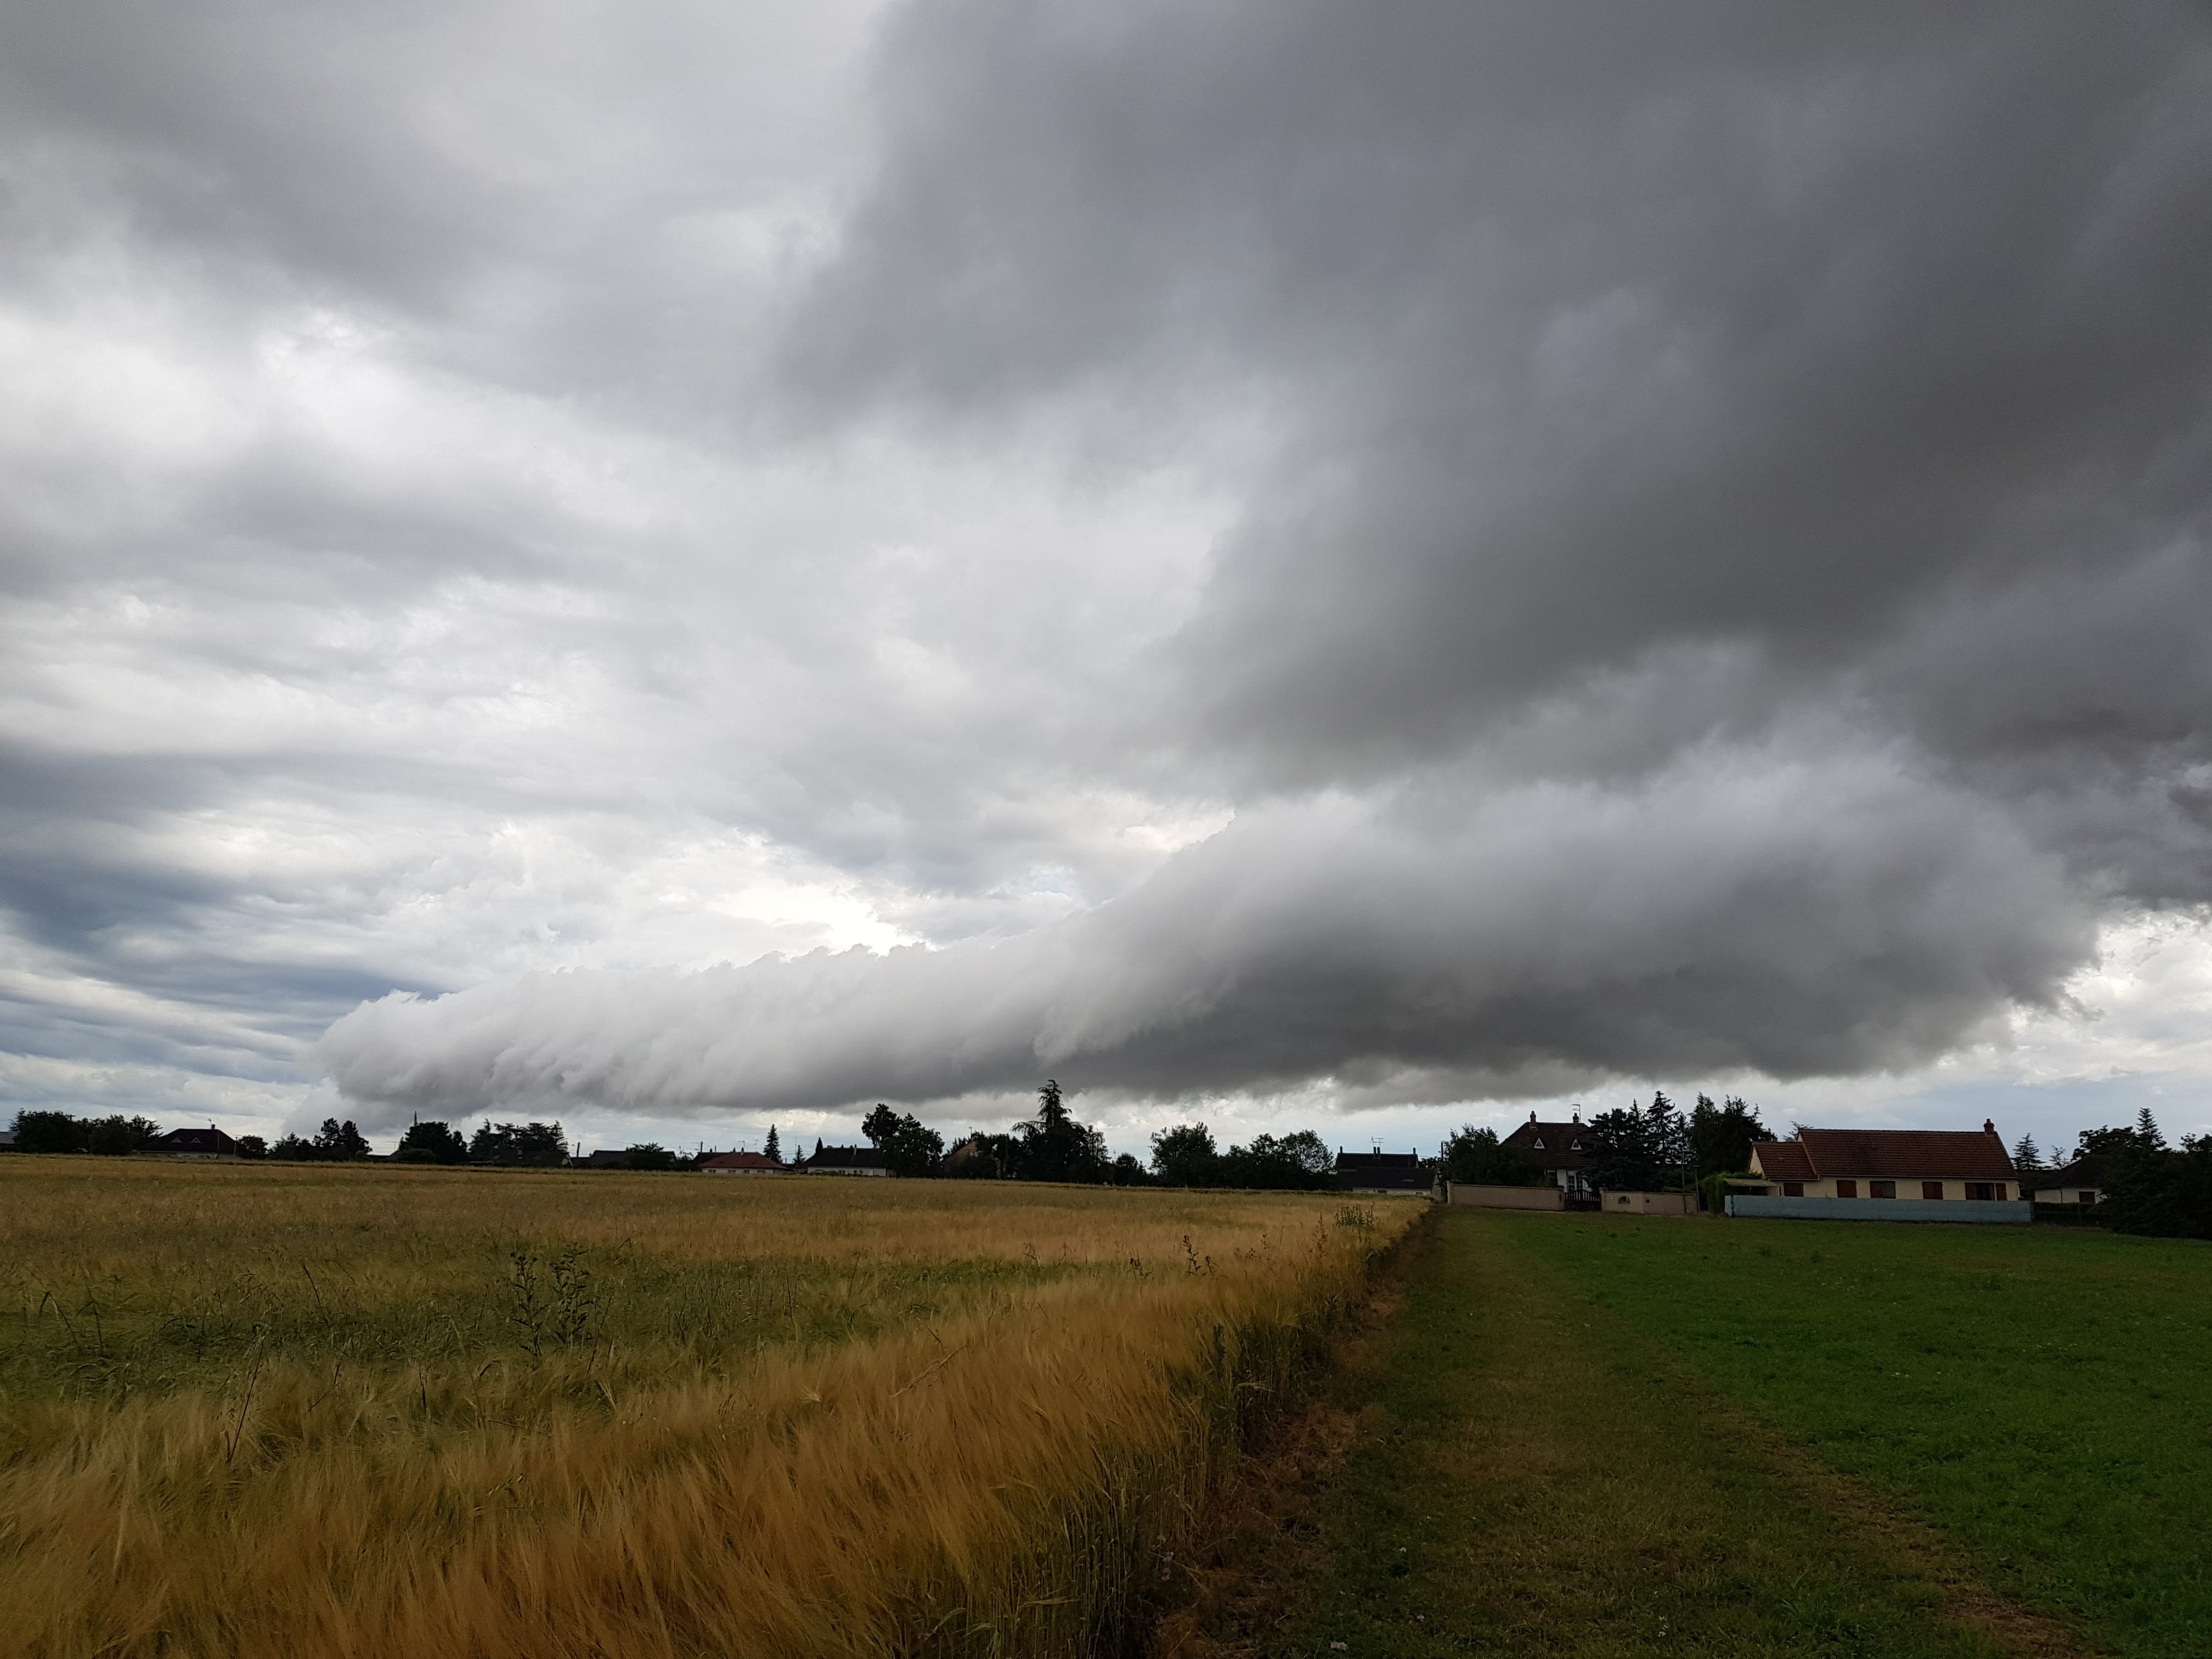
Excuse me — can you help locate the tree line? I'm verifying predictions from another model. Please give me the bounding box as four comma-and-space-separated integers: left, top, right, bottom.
1436, 1093, 1773, 1200
2019, 1110, 2212, 1239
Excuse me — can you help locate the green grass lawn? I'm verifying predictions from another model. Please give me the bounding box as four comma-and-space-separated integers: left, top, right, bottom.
1194, 1213, 2030, 1657
1501, 1212, 2212, 1658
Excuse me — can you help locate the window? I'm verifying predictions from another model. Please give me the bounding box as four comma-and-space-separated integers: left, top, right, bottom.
2078, 1188, 2097, 1205
1870, 1180, 1895, 1199
1966, 1182, 1999, 1201
1782, 1181, 1804, 1197
1531, 1138, 1544, 1149
1922, 1181, 1945, 1200
1835, 1179, 1858, 1198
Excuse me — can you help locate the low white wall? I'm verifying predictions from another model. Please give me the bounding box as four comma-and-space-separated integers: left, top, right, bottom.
1445, 1183, 1562, 1210
1598, 1190, 1694, 1215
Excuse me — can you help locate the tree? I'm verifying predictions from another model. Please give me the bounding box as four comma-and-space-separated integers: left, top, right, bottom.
764, 1124, 782, 1164
1583, 1095, 1691, 1192
470, 1121, 568, 1166
862, 1104, 945, 1177
86, 1114, 163, 1155
1150, 1123, 1219, 1187
1688, 1095, 1770, 1178
1109, 1153, 1152, 1185
269, 1133, 314, 1160
944, 1132, 1019, 1180
236, 1134, 268, 1159
2097, 1132, 2212, 1239
1437, 1125, 1546, 1186
1219, 1131, 1336, 1190
311, 1117, 371, 1160
2011, 1132, 2044, 1173
1014, 1080, 1109, 1183
396, 1121, 468, 1165
624, 1143, 679, 1171
10, 1110, 88, 1154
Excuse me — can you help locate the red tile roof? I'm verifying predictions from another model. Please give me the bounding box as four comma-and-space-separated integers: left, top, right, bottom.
1751, 1125, 2014, 1182
1752, 1139, 1817, 1180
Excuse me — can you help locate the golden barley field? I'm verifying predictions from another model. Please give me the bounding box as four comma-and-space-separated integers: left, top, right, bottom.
0, 1157, 1418, 1659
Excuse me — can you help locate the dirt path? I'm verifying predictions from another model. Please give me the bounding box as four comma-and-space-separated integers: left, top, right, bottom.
1161, 1210, 2102, 1658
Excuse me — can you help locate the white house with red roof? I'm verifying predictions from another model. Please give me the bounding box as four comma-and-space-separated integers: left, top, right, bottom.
1731, 1120, 2030, 1221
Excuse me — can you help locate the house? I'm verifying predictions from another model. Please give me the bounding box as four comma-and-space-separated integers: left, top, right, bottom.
1746, 1121, 2017, 1201
577, 1149, 633, 1169
1334, 1150, 1427, 1194
144, 1126, 238, 1160
797, 1144, 891, 1176
1502, 1112, 1596, 1198
2028, 1154, 2106, 1205
699, 1152, 788, 1176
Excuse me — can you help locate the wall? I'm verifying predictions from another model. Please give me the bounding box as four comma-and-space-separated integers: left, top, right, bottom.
1444, 1183, 1562, 1211
1725, 1195, 2032, 1224
1598, 1190, 1694, 1215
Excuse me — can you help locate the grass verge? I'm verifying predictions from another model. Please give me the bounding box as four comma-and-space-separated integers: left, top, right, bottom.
1170, 1210, 2081, 1658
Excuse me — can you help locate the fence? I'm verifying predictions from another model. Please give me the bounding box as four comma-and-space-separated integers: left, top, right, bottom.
1724, 1195, 2032, 1224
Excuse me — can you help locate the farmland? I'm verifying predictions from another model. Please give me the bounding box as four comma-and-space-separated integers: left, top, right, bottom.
0, 1158, 1416, 1659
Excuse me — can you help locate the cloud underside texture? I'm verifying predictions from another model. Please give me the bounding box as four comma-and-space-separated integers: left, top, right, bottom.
311, 0, 2212, 1116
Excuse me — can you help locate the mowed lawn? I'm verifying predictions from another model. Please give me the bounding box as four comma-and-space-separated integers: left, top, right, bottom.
1190, 1211, 2028, 1658
1503, 1212, 2212, 1658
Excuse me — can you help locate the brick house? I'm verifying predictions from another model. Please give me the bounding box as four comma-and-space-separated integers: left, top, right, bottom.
1747, 1121, 2018, 1203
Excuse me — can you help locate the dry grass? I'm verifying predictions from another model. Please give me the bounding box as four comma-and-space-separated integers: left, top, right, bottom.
0, 1158, 1417, 1659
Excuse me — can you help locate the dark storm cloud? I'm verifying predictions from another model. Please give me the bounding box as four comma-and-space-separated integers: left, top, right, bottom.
790, 0, 2212, 786
3, 2, 2207, 1124
327, 0, 2212, 1116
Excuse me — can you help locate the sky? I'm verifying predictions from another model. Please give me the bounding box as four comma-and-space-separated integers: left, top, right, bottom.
4, 0, 2211, 1164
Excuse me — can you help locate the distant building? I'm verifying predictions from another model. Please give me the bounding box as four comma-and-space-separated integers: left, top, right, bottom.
1745, 1121, 2018, 1202
797, 1144, 891, 1177
577, 1149, 632, 1169
699, 1152, 789, 1176
1333, 1150, 1427, 1194
144, 1126, 238, 1160
2027, 1154, 2106, 1206
1502, 1112, 1596, 1197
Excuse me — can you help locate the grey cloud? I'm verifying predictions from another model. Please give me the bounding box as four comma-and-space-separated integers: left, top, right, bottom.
7, 2, 2211, 1130
792, 0, 2212, 783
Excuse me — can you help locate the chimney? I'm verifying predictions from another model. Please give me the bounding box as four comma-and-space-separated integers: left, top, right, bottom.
1983, 1118, 1995, 1135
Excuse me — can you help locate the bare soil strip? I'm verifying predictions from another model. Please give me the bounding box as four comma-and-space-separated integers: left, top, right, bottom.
1159, 1210, 2102, 1658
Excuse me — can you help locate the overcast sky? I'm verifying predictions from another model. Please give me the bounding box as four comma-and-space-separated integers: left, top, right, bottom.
5, 1, 2211, 1160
